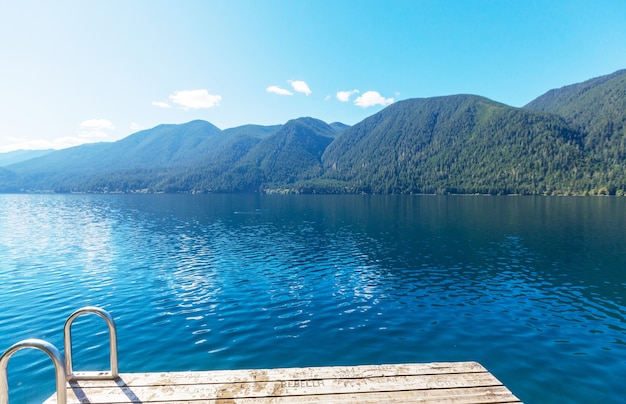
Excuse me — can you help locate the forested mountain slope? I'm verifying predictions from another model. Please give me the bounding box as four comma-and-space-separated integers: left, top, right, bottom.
321, 95, 592, 194
239, 117, 337, 182
203, 117, 340, 192
525, 69, 626, 164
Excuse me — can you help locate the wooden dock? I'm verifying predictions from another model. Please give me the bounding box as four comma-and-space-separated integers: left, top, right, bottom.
44, 361, 521, 403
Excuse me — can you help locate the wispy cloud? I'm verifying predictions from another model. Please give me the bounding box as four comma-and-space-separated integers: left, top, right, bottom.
152, 101, 171, 108
0, 136, 57, 152
1, 135, 101, 152
129, 122, 143, 132
336, 89, 360, 102
170, 89, 222, 109
354, 91, 394, 108
266, 85, 293, 95
79, 119, 115, 139
267, 80, 312, 96
0, 119, 117, 152
289, 80, 312, 95
80, 119, 115, 131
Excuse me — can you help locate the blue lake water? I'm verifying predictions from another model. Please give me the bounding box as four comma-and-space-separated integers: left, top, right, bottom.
1, 194, 625, 403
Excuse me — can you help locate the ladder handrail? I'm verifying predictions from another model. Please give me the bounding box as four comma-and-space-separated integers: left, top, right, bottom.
0, 338, 67, 404
64, 306, 118, 380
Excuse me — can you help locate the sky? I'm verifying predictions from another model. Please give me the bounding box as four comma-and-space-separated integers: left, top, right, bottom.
1, 0, 625, 153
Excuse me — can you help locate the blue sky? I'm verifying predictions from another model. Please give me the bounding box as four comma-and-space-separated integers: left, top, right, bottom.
1, 0, 625, 152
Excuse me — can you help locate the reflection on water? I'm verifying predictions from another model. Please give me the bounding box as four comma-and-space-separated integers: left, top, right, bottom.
1, 194, 625, 403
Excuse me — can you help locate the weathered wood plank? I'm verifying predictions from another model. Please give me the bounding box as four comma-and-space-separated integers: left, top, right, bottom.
58, 387, 521, 404
43, 362, 522, 404
65, 362, 489, 387
63, 373, 502, 400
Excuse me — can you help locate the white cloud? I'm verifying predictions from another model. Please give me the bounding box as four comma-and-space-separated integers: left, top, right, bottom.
354, 91, 394, 108
337, 89, 360, 102
169, 89, 222, 109
78, 119, 115, 139
80, 119, 115, 131
289, 80, 312, 95
266, 85, 293, 95
0, 136, 45, 153
79, 130, 109, 139
129, 122, 143, 132
152, 101, 171, 108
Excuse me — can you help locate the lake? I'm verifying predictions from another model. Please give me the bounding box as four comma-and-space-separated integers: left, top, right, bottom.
1, 194, 625, 403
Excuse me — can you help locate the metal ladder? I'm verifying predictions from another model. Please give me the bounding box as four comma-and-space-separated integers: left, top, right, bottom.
0, 306, 118, 404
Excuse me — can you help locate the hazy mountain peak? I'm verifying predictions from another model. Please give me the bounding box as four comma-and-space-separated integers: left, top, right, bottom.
0, 149, 53, 167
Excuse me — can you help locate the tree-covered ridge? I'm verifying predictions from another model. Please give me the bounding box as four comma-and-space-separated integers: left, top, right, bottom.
525, 69, 626, 163
163, 117, 341, 193
237, 117, 337, 184
1, 69, 625, 195
322, 95, 595, 194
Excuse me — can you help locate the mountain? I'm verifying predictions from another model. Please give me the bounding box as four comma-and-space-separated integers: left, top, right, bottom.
322, 95, 590, 194
223, 124, 282, 139
234, 117, 338, 189
7, 120, 222, 175
0, 149, 53, 167
2, 120, 269, 192
167, 117, 341, 193
1, 69, 625, 195
0, 118, 342, 193
329, 122, 351, 133
525, 69, 626, 164
4, 142, 112, 191
101, 120, 223, 168
1, 121, 215, 192
146, 124, 288, 193
216, 125, 282, 166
